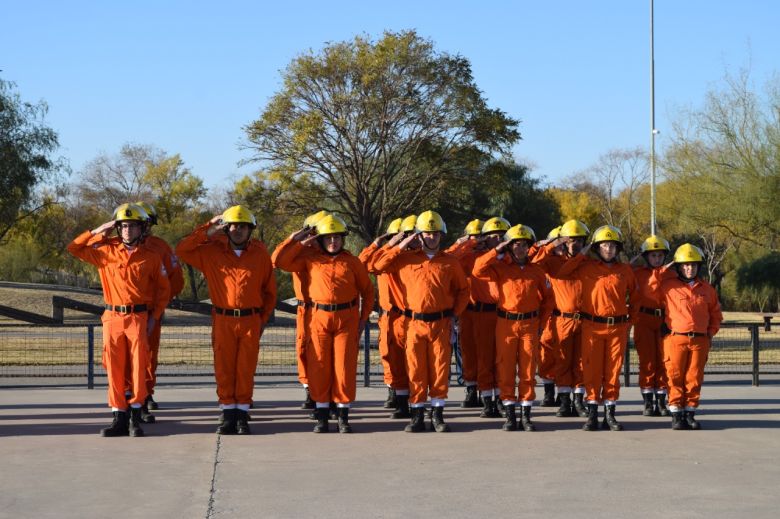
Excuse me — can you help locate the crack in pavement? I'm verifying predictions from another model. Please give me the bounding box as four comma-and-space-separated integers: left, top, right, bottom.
205, 434, 222, 519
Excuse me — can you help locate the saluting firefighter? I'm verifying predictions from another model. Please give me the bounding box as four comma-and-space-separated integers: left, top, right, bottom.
630, 235, 673, 417
557, 225, 639, 431
372, 210, 469, 432
531, 224, 562, 408
655, 244, 722, 430
67, 203, 170, 437
359, 217, 413, 419
271, 210, 330, 410
176, 205, 276, 435
446, 217, 509, 418
274, 214, 374, 433
530, 219, 588, 418
473, 224, 553, 431
131, 201, 184, 422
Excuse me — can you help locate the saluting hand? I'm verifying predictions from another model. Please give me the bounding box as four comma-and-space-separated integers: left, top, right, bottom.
206, 215, 226, 237
387, 231, 405, 247
495, 240, 510, 253
398, 233, 419, 250
292, 227, 312, 242
91, 221, 116, 236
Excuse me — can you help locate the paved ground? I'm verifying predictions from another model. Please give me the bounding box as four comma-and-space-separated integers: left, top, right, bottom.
1, 382, 779, 519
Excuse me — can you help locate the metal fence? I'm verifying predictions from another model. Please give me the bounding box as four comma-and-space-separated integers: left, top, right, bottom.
1, 321, 778, 388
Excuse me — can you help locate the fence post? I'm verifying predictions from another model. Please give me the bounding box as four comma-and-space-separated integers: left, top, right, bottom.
87, 325, 95, 389
363, 322, 371, 387
624, 334, 631, 388
750, 324, 760, 387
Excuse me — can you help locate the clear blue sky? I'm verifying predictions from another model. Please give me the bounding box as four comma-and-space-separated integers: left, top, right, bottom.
3, 1, 777, 189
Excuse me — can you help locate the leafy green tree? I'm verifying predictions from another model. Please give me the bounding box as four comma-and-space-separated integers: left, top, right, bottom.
0, 78, 67, 242
243, 30, 520, 243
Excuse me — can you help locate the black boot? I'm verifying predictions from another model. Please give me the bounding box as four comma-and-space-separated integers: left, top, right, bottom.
337, 407, 353, 434
329, 402, 338, 420
671, 411, 688, 430
496, 397, 506, 418
502, 404, 517, 431
391, 394, 411, 419
140, 401, 156, 424
573, 392, 588, 417
431, 406, 450, 433
684, 410, 701, 430
656, 393, 670, 417
461, 385, 479, 408
100, 411, 129, 437
383, 387, 397, 409
602, 404, 624, 431
217, 409, 238, 435
556, 392, 575, 417
146, 394, 158, 410
404, 407, 426, 433
642, 393, 655, 416
520, 405, 536, 432
313, 407, 329, 433
129, 407, 145, 437
480, 396, 500, 418
301, 387, 315, 410
582, 403, 599, 431
541, 383, 556, 407
236, 410, 251, 435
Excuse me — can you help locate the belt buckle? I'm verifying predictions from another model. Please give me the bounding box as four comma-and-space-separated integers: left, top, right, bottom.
606, 316, 615, 326
687, 332, 696, 338
654, 309, 663, 317
233, 309, 241, 317
117, 305, 128, 313
573, 312, 581, 321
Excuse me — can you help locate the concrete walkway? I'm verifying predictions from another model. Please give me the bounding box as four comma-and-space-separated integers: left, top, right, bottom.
1, 383, 779, 519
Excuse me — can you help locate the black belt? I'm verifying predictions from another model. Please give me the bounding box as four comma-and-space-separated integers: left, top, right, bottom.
378, 306, 403, 317
105, 304, 147, 314
409, 309, 454, 322
297, 300, 313, 309
497, 309, 539, 321
672, 331, 707, 338
314, 299, 358, 312
579, 312, 630, 325
640, 306, 664, 317
213, 306, 261, 317
552, 309, 582, 321
467, 302, 497, 312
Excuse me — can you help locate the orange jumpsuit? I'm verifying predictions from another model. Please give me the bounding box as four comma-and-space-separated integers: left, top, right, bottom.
136, 235, 183, 396
176, 223, 276, 408
372, 247, 469, 406
558, 255, 639, 404
271, 243, 314, 386
531, 244, 584, 393
446, 240, 499, 394
658, 275, 722, 410
274, 239, 374, 406
360, 243, 409, 392
67, 231, 169, 410
473, 250, 553, 404
633, 266, 671, 394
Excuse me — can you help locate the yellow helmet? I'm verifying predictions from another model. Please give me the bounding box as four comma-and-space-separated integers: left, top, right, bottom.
673, 243, 704, 264
640, 235, 670, 253
303, 210, 330, 230
464, 219, 484, 236
504, 224, 537, 243
315, 214, 348, 236
547, 226, 562, 240
222, 205, 257, 227
482, 216, 511, 235
591, 225, 623, 244
560, 219, 590, 238
386, 217, 403, 234
416, 210, 447, 234
113, 203, 149, 223
400, 215, 417, 233
134, 201, 158, 225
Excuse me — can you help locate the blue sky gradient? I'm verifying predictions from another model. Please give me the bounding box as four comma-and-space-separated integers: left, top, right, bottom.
3, 1, 777, 188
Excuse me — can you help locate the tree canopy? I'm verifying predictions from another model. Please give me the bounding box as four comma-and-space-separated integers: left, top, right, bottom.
243, 30, 520, 242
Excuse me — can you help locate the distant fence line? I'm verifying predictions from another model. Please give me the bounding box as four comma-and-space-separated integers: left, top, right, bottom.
1, 321, 777, 388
